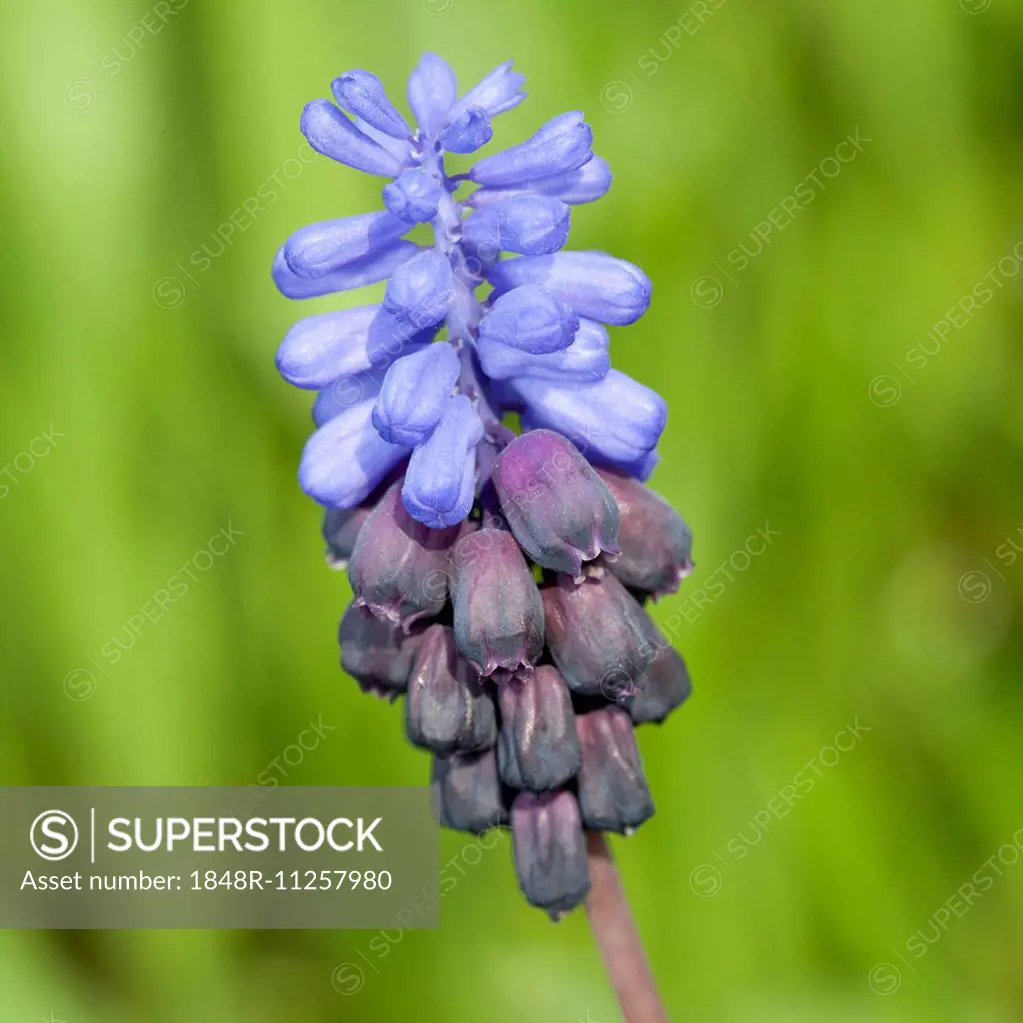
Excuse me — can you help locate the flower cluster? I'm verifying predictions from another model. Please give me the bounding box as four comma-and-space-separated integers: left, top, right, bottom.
275, 54, 693, 916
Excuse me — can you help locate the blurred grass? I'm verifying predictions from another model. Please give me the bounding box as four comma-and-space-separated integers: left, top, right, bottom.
1, 0, 1022, 1020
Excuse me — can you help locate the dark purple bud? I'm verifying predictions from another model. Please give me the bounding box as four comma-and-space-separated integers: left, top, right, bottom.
493, 429, 619, 577
576, 706, 654, 834
432, 748, 508, 833
497, 666, 581, 791
597, 468, 693, 598
322, 505, 372, 569
626, 644, 692, 725
347, 481, 459, 629
511, 790, 590, 918
338, 604, 424, 699
451, 528, 544, 677
542, 573, 657, 696
406, 625, 497, 755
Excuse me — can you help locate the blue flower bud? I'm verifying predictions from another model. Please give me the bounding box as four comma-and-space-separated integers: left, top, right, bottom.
382, 169, 444, 224
626, 644, 692, 726
278, 307, 436, 391
462, 195, 570, 256
471, 112, 592, 188
477, 317, 609, 383
383, 250, 455, 337
339, 603, 425, 697
541, 573, 656, 696
272, 240, 418, 299
493, 430, 619, 577
440, 106, 493, 154
618, 449, 659, 481
299, 402, 409, 508
478, 285, 578, 355
516, 369, 667, 469
406, 625, 497, 754
487, 251, 651, 325
470, 156, 612, 208
497, 666, 581, 791
300, 99, 404, 177
511, 791, 590, 918
407, 52, 457, 137
576, 706, 654, 834
331, 69, 411, 139
451, 60, 526, 120
353, 116, 414, 164
450, 527, 544, 677
372, 342, 461, 447
312, 371, 385, 426
432, 749, 508, 833
402, 395, 483, 527
283, 212, 408, 280
277, 305, 377, 388
598, 468, 693, 598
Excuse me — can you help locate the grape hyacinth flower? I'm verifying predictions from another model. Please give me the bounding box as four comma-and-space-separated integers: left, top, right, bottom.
273, 52, 693, 1019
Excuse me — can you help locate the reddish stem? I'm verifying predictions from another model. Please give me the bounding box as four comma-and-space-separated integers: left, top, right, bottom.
584, 831, 669, 1023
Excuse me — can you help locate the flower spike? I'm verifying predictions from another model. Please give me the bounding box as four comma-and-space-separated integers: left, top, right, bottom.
273, 55, 693, 925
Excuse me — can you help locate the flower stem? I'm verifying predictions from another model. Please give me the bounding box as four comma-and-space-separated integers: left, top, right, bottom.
584, 831, 669, 1023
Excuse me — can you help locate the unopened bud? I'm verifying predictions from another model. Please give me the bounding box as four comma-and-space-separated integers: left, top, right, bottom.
496, 666, 581, 791
493, 429, 619, 577
511, 790, 590, 918
406, 625, 497, 754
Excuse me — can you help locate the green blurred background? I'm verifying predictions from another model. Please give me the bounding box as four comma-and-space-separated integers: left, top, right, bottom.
2, 0, 1022, 1019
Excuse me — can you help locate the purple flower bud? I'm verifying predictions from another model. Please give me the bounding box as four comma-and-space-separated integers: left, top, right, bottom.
373, 342, 461, 447
407, 52, 457, 137
516, 369, 666, 470
383, 250, 454, 337
272, 240, 418, 300
451, 60, 526, 120
493, 430, 619, 577
347, 480, 460, 627
382, 169, 444, 225
339, 604, 425, 698
299, 401, 409, 508
487, 251, 651, 326
462, 195, 570, 256
511, 790, 590, 917
432, 749, 508, 833
406, 625, 497, 754
323, 504, 373, 569
576, 706, 654, 834
402, 395, 483, 527
471, 112, 592, 188
300, 99, 404, 177
284, 212, 409, 280
478, 285, 578, 355
353, 115, 413, 164
331, 70, 411, 139
541, 573, 656, 696
440, 106, 493, 154
597, 468, 693, 597
626, 644, 692, 726
497, 666, 581, 790
312, 371, 386, 426
277, 304, 432, 389
470, 156, 612, 208
478, 318, 609, 384
450, 528, 544, 677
